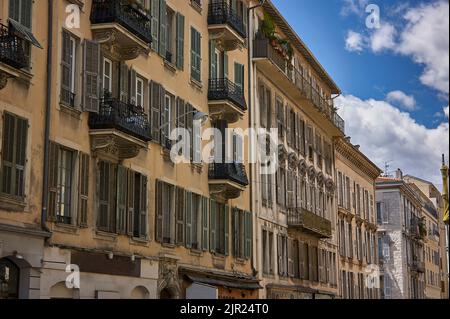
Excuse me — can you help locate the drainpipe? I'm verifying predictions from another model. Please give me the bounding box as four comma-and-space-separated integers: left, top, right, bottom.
41, 0, 53, 234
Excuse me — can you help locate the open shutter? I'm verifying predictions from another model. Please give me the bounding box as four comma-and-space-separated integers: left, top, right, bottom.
150, 81, 161, 142
159, 0, 167, 57
185, 191, 193, 248
126, 169, 135, 236
151, 0, 160, 52
140, 175, 148, 238
210, 199, 217, 253
175, 187, 185, 246
83, 40, 100, 112
176, 13, 185, 70
155, 180, 163, 242
116, 166, 128, 234
78, 153, 89, 227
159, 85, 166, 145
224, 204, 230, 256
61, 30, 72, 105
201, 197, 209, 251
47, 142, 59, 222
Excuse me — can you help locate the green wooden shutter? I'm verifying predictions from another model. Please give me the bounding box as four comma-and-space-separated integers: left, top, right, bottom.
224, 204, 230, 256
232, 208, 239, 258
210, 199, 217, 253
78, 153, 89, 227
209, 40, 217, 79
47, 141, 58, 222
83, 40, 100, 113
61, 30, 72, 105
201, 197, 209, 251
150, 81, 161, 142
151, 0, 160, 51
176, 13, 185, 70
175, 187, 185, 246
155, 180, 163, 242
190, 27, 201, 82
126, 169, 135, 236
245, 211, 252, 260
159, 85, 166, 145
117, 166, 128, 234
159, 0, 167, 56
139, 175, 148, 238
185, 191, 193, 248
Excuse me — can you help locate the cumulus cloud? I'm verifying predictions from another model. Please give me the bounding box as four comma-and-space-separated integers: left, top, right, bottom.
335, 94, 449, 186
343, 1, 449, 96
341, 0, 370, 16
345, 30, 365, 52
386, 90, 417, 110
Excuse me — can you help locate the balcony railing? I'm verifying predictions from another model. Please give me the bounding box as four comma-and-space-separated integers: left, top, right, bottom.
253, 36, 345, 134
288, 208, 332, 238
209, 162, 249, 187
208, 78, 247, 111
411, 260, 425, 273
208, 1, 247, 39
91, 0, 152, 44
89, 97, 151, 142
0, 23, 28, 70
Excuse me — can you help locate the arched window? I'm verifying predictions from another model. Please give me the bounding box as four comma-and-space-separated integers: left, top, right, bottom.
0, 258, 19, 299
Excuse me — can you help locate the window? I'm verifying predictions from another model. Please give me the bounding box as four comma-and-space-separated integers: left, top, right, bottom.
156, 180, 176, 244
165, 6, 175, 63
1, 113, 28, 201
186, 192, 203, 250
276, 167, 286, 209
259, 84, 272, 129
56, 147, 74, 224
190, 27, 201, 82
234, 63, 244, 92
136, 77, 144, 107
277, 234, 288, 277
210, 200, 229, 255
102, 58, 113, 95
233, 208, 252, 260
384, 275, 392, 299
97, 161, 147, 238
262, 229, 274, 275
9, 0, 32, 29
61, 30, 78, 107
276, 97, 285, 139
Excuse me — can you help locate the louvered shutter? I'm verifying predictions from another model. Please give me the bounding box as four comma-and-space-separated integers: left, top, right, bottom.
159, 85, 166, 145
47, 142, 58, 222
78, 153, 89, 227
224, 204, 230, 256
155, 180, 163, 242
126, 169, 135, 236
233, 208, 239, 258
159, 0, 167, 56
139, 175, 148, 238
318, 249, 323, 283
209, 40, 217, 79
277, 235, 283, 276
83, 40, 100, 112
210, 199, 217, 253
119, 62, 129, 102
185, 191, 193, 248
61, 30, 72, 105
151, 0, 160, 52
224, 52, 228, 79
175, 187, 185, 246
129, 68, 137, 105
109, 164, 117, 233
244, 211, 252, 260
176, 13, 185, 70
201, 197, 209, 251
116, 166, 128, 234
150, 81, 161, 142
288, 238, 294, 277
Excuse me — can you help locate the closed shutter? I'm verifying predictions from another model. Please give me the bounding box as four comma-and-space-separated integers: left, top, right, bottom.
83, 40, 100, 112
210, 199, 217, 253
318, 249, 324, 283
159, 0, 167, 56
155, 180, 163, 242
78, 153, 89, 227
233, 208, 239, 258
277, 235, 283, 276
224, 204, 230, 256
175, 187, 185, 246
116, 166, 128, 234
186, 103, 194, 160
190, 27, 201, 82
150, 81, 161, 142
151, 0, 160, 52
176, 13, 185, 70
185, 191, 193, 248
159, 85, 166, 145
234, 63, 244, 92
9, 0, 19, 22
119, 62, 129, 102
22, 0, 32, 29
127, 169, 135, 236
244, 211, 252, 259
139, 175, 148, 238
47, 141, 58, 222
61, 30, 72, 105
209, 40, 217, 79
201, 197, 209, 251
288, 238, 294, 277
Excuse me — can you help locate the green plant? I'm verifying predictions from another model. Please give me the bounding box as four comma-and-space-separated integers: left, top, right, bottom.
261, 12, 276, 40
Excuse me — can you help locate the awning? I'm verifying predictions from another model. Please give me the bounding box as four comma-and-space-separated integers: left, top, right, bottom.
9, 19, 43, 49
185, 274, 262, 290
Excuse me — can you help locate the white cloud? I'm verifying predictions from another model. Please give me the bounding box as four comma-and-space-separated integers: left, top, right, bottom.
345, 30, 365, 52
386, 90, 417, 110
341, 0, 370, 16
336, 94, 449, 186
370, 24, 397, 52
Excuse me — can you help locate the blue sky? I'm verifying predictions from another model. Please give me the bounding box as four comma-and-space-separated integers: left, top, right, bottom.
271, 0, 449, 186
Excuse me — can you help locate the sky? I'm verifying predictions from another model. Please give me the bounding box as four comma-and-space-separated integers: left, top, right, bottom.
271, 0, 449, 187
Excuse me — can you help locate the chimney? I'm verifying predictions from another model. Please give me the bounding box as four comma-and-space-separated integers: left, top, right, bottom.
396, 168, 403, 180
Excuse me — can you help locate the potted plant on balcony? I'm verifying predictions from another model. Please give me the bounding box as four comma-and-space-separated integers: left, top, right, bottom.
261, 12, 276, 41
418, 217, 427, 239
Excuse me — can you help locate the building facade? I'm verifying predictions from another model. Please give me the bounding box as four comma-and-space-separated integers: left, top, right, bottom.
248, 1, 345, 299
376, 172, 426, 299
404, 175, 449, 299
334, 137, 382, 299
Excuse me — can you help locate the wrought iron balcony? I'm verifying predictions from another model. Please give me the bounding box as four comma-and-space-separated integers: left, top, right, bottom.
209, 162, 249, 200
208, 1, 246, 50
89, 97, 151, 142
287, 208, 332, 239
0, 23, 28, 70
411, 260, 425, 273
208, 78, 247, 123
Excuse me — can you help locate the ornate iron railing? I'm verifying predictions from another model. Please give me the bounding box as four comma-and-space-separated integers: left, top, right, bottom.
209, 162, 249, 187
91, 0, 152, 44
208, 78, 247, 111
89, 97, 152, 142
287, 208, 332, 238
208, 1, 247, 39
0, 23, 28, 69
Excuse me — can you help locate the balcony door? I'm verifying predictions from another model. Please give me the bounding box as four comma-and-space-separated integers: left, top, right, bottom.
102, 57, 113, 97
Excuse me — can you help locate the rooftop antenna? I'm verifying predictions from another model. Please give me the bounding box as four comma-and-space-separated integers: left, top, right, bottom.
383, 161, 393, 177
